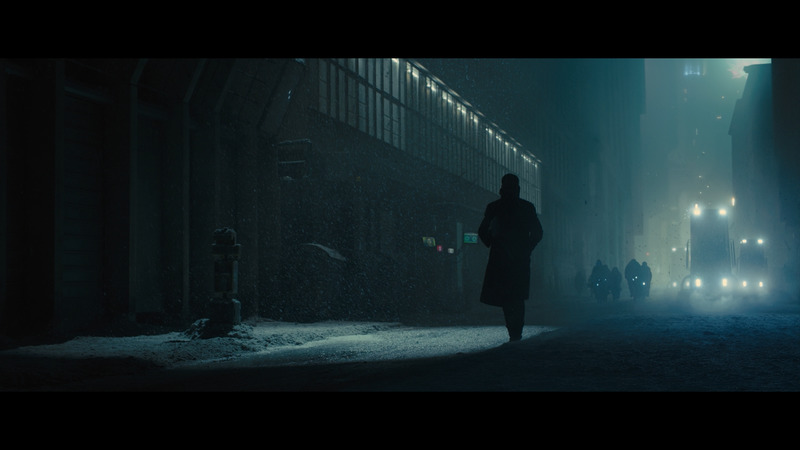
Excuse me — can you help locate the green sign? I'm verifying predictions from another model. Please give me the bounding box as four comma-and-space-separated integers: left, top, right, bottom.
463, 232, 478, 244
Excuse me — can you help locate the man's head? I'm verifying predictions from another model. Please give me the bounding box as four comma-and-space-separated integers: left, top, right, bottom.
500, 173, 520, 198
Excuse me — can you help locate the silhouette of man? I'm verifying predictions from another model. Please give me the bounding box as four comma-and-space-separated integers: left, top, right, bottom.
640, 261, 652, 297
625, 258, 640, 299
478, 173, 543, 342
587, 259, 610, 302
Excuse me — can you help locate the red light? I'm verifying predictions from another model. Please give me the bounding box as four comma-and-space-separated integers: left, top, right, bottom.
437, 245, 443, 252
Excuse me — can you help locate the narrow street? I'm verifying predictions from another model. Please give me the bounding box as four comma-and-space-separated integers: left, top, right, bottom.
5, 293, 797, 392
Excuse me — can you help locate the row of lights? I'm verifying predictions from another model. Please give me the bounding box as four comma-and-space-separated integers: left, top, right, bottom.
691, 203, 727, 216
411, 59, 536, 170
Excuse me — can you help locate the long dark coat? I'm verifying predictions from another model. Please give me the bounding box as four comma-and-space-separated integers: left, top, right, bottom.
478, 196, 543, 306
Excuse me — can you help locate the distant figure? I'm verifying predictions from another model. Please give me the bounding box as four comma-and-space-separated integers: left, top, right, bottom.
609, 266, 622, 300
640, 261, 652, 297
587, 259, 610, 302
625, 258, 641, 299
478, 173, 543, 342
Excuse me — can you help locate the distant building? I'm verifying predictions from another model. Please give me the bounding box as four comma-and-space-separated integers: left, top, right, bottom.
535, 59, 645, 295
729, 59, 800, 296
641, 59, 743, 289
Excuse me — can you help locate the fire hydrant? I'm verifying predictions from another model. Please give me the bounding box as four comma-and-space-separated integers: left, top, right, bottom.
210, 227, 241, 329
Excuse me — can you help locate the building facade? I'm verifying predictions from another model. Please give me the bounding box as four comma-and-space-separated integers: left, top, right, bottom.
0, 58, 546, 336
0, 58, 646, 338
269, 58, 543, 322
729, 60, 800, 296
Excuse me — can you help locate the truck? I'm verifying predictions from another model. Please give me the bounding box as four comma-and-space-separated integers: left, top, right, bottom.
680, 206, 737, 299
736, 238, 769, 297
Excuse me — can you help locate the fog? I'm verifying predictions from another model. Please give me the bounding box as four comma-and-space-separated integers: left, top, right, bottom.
2, 58, 796, 342
417, 58, 786, 298
3, 58, 800, 391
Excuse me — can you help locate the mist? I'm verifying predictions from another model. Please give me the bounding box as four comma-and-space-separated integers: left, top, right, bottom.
1, 58, 797, 339
418, 58, 790, 300
3, 58, 800, 393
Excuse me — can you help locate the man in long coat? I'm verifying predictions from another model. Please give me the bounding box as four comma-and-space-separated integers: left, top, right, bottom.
478, 173, 543, 342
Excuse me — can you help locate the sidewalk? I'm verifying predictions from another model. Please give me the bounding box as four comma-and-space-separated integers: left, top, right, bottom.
0, 318, 404, 391
0, 295, 634, 391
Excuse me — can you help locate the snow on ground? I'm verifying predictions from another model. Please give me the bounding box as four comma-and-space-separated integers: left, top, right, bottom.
0, 316, 556, 372
1, 320, 392, 369
211, 321, 557, 369
3, 290, 798, 391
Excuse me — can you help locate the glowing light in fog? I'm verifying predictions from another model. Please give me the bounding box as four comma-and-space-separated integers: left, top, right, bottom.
727, 59, 771, 79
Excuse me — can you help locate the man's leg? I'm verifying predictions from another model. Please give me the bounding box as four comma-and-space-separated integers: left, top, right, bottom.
502, 299, 525, 341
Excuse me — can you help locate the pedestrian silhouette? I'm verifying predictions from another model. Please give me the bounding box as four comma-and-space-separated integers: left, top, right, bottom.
640, 261, 652, 297
587, 259, 610, 302
625, 258, 641, 299
478, 173, 543, 342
